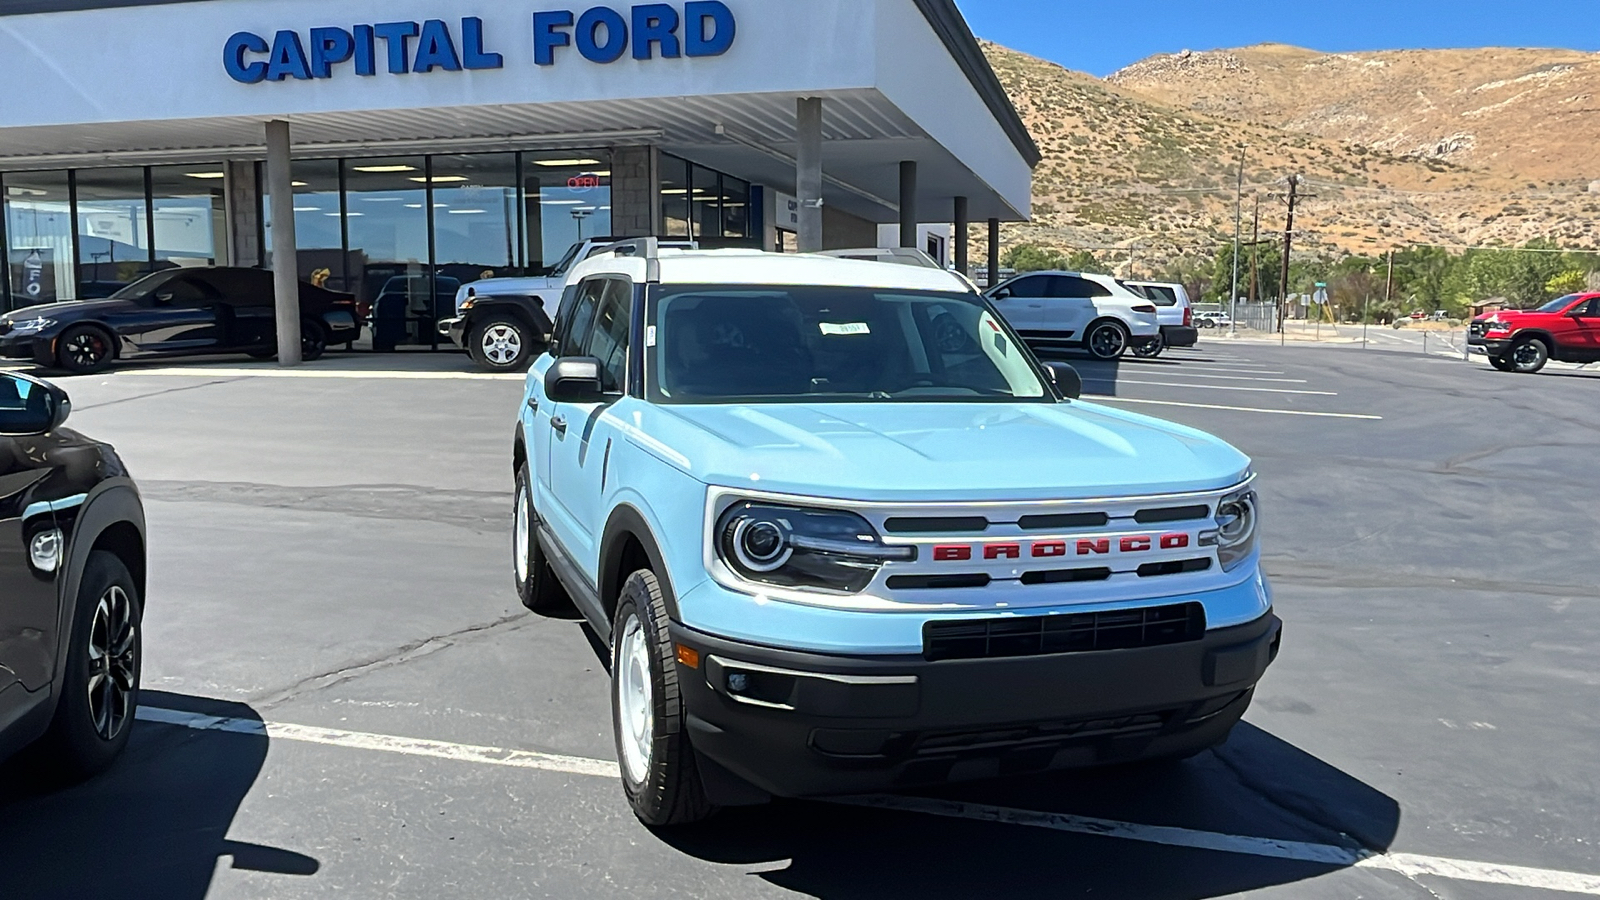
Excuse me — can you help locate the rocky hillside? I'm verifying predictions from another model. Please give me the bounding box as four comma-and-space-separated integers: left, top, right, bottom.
977, 42, 1600, 271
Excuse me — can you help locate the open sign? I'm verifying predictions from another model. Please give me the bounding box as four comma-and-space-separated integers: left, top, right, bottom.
568, 173, 609, 192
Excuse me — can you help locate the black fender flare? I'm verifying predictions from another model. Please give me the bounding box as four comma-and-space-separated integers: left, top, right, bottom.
1510, 328, 1556, 350
599, 504, 681, 623
52, 479, 146, 691
468, 297, 554, 339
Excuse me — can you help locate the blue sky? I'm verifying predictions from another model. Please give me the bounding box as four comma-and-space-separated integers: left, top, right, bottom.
956, 0, 1600, 77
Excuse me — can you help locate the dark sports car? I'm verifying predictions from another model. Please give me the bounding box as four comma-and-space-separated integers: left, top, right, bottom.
0, 371, 146, 779
0, 267, 361, 374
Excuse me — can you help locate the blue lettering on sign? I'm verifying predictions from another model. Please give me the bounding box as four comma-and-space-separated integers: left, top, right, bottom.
223, 4, 735, 84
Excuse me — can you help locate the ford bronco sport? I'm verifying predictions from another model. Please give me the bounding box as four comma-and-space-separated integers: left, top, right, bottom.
513, 242, 1279, 825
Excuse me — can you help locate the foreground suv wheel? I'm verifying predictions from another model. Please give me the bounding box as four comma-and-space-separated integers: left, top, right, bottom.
1085, 320, 1131, 360
1509, 337, 1550, 374
38, 551, 141, 781
514, 464, 572, 615
612, 569, 715, 827
1131, 333, 1165, 359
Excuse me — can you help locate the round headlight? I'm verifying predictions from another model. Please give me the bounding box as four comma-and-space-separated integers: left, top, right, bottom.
731, 517, 792, 572
1216, 492, 1256, 546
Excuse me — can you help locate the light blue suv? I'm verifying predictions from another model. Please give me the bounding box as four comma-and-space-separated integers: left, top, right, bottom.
513, 242, 1280, 826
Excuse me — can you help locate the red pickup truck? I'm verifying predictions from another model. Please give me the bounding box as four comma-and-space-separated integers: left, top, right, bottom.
1469, 293, 1600, 373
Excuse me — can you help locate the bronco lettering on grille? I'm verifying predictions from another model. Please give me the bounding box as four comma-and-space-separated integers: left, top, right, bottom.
932, 534, 1194, 563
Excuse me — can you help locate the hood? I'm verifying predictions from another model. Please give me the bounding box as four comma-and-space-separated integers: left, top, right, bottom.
1, 298, 129, 323
630, 401, 1250, 503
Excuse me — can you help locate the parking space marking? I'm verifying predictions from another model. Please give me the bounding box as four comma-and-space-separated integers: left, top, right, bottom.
1146, 372, 1310, 384
1110, 380, 1338, 396
1140, 364, 1290, 375
135, 706, 614, 777
1090, 397, 1383, 420
137, 706, 1599, 895
95, 367, 525, 381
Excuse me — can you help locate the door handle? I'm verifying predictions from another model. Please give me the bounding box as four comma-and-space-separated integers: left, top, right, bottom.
526, 397, 539, 415
551, 415, 568, 437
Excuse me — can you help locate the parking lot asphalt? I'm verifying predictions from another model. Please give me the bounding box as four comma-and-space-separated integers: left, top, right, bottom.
2, 343, 1597, 899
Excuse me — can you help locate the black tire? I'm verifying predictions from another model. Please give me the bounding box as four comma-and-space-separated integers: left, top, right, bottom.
56, 324, 116, 374
246, 347, 277, 360
300, 319, 328, 362
514, 463, 572, 615
470, 314, 536, 372
36, 551, 141, 781
612, 569, 716, 827
1085, 320, 1131, 361
1509, 337, 1550, 374
1131, 333, 1165, 359
1489, 354, 1514, 372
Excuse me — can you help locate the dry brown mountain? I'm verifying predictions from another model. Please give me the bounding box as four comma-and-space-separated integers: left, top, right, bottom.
975, 42, 1600, 272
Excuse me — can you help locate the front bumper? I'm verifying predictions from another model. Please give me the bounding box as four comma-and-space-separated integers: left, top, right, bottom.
1467, 334, 1509, 355
672, 611, 1281, 798
0, 333, 51, 364
1161, 325, 1200, 348
438, 316, 468, 348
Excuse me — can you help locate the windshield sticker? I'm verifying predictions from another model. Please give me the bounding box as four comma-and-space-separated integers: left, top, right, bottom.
646, 325, 658, 347
820, 323, 871, 336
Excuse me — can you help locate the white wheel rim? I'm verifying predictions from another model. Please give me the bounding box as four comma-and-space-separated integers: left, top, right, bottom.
483, 324, 523, 366
616, 616, 654, 785
514, 486, 530, 584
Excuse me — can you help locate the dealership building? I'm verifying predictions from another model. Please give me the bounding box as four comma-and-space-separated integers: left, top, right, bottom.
0, 0, 1037, 331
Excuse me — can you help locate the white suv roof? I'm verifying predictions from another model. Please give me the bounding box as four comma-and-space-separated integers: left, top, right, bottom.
566, 249, 976, 294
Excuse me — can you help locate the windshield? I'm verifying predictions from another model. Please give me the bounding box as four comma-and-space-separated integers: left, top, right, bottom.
109, 269, 184, 300
547, 242, 586, 279
647, 285, 1051, 404
1537, 294, 1582, 313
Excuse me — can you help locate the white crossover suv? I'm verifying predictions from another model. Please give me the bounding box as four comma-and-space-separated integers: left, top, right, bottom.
985, 271, 1160, 360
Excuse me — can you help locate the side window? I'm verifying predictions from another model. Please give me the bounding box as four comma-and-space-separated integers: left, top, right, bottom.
1582, 298, 1600, 317
156, 277, 217, 306
1052, 276, 1111, 299
1004, 276, 1050, 298
582, 279, 633, 393
557, 279, 605, 357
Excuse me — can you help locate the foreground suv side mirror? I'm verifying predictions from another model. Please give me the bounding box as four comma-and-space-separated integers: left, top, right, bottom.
545, 357, 606, 403
1043, 362, 1082, 400
0, 372, 71, 436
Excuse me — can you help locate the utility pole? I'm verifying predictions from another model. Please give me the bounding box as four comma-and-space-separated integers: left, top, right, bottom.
1384, 249, 1395, 308
1277, 174, 1300, 334
1230, 146, 1244, 338
1249, 196, 1261, 304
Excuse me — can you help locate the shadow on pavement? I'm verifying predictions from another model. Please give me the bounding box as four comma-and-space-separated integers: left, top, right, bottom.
0, 691, 318, 900
662, 722, 1398, 899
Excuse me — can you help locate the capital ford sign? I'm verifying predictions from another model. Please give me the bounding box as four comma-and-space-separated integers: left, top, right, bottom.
224, 2, 736, 84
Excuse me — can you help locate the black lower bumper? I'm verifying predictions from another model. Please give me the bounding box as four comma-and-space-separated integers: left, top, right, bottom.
1162, 325, 1200, 348
1467, 335, 1508, 355
439, 316, 468, 349
0, 334, 50, 364
671, 613, 1282, 799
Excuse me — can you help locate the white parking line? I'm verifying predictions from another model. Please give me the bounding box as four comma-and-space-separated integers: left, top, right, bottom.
137, 707, 1599, 895
1149, 365, 1290, 375
94, 367, 524, 381
1114, 380, 1338, 396
1153, 372, 1309, 384
1091, 397, 1382, 420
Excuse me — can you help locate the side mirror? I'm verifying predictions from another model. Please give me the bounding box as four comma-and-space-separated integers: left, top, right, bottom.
1044, 361, 1082, 400
544, 356, 606, 403
991, 288, 1012, 301
0, 373, 71, 436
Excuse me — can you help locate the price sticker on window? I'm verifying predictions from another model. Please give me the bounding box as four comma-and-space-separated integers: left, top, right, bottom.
819, 323, 871, 336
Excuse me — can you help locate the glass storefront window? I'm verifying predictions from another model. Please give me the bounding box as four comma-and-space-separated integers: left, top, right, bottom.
150, 165, 228, 270
263, 159, 344, 293
3, 170, 75, 306
432, 153, 520, 288
722, 175, 749, 239
345, 156, 434, 346
524, 150, 612, 274
75, 167, 149, 296
690, 164, 719, 240
660, 154, 690, 238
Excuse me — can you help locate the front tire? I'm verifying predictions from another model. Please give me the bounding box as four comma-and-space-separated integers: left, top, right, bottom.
37, 551, 141, 781
612, 569, 715, 827
470, 315, 536, 372
1489, 354, 1513, 372
1509, 337, 1549, 374
514, 464, 572, 615
1085, 320, 1131, 361
300, 319, 329, 362
56, 325, 115, 374
1131, 333, 1165, 358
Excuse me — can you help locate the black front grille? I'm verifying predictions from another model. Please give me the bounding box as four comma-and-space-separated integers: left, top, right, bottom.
1470, 322, 1489, 337
883, 516, 990, 534
924, 603, 1205, 661
1135, 505, 1210, 524
0, 321, 11, 336
914, 711, 1171, 755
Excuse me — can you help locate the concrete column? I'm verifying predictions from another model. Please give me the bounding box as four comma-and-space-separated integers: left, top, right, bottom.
610, 145, 659, 237
987, 218, 1000, 289
953, 196, 969, 275
265, 120, 302, 366
795, 97, 824, 253
224, 160, 261, 268
899, 161, 918, 249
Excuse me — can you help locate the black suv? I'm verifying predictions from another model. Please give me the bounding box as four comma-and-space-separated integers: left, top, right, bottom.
0, 371, 146, 778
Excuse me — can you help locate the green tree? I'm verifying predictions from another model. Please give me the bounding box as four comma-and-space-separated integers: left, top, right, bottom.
1001, 244, 1069, 272
1546, 270, 1589, 297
